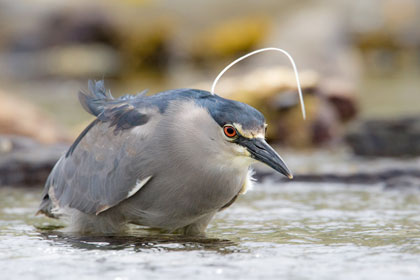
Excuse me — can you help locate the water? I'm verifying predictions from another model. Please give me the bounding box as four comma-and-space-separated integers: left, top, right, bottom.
1, 181, 420, 280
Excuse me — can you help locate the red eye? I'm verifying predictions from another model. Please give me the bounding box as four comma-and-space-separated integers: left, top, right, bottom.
223, 125, 237, 138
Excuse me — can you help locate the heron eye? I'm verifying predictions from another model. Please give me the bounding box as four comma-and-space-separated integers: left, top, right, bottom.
223, 125, 237, 138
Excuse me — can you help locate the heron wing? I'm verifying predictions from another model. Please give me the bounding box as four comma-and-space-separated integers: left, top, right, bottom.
48, 119, 155, 215
44, 81, 158, 215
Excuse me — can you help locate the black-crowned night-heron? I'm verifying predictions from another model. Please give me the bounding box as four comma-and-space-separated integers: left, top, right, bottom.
38, 80, 294, 235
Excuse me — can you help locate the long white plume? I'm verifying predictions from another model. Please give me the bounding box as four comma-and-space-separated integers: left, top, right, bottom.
211, 47, 306, 120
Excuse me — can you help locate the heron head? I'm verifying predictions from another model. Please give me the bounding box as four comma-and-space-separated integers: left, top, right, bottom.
200, 93, 293, 179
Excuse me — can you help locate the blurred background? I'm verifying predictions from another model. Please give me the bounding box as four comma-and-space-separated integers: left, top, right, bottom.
1, 0, 420, 185
2, 1, 420, 278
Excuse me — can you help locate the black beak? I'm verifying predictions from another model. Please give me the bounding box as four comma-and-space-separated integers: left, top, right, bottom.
238, 137, 293, 179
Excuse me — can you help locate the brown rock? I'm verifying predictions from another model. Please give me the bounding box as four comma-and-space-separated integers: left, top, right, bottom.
195, 66, 358, 147
0, 90, 70, 144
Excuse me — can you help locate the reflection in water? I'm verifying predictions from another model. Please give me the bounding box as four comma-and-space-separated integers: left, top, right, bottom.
37, 230, 237, 253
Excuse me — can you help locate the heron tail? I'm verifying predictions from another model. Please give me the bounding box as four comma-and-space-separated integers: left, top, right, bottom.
36, 170, 57, 218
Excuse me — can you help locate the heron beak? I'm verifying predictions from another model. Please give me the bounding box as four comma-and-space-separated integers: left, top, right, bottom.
239, 137, 293, 179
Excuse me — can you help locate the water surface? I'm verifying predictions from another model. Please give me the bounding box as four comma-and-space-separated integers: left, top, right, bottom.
1, 181, 419, 279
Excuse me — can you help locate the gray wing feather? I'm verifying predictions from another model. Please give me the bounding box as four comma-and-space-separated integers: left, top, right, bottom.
48, 121, 154, 215
42, 80, 156, 215
68, 81, 149, 157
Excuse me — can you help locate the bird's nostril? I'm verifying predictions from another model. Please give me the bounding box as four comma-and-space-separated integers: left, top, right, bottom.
254, 142, 265, 150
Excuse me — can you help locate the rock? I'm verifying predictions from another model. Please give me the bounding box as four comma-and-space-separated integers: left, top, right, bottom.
254, 167, 420, 190
117, 21, 173, 74
346, 116, 420, 157
271, 169, 420, 185
348, 0, 420, 74
195, 66, 358, 147
252, 147, 420, 187
264, 5, 361, 84
0, 90, 71, 144
0, 4, 173, 79
189, 17, 269, 66
254, 154, 420, 187
0, 135, 67, 187
384, 175, 420, 190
